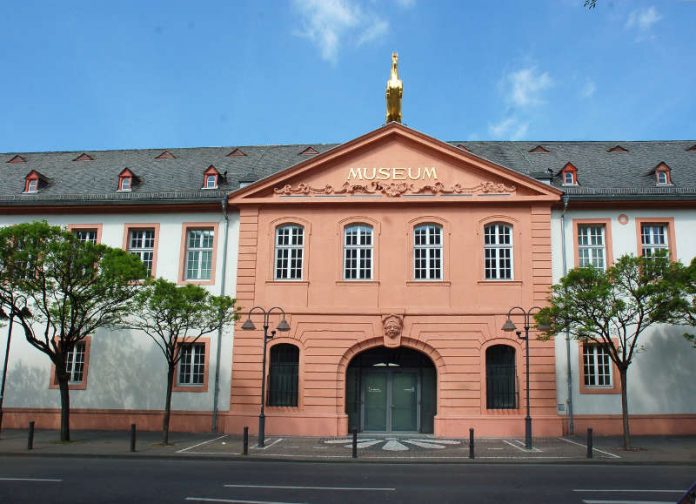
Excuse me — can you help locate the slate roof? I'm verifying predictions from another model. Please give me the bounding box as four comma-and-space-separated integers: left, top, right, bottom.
2, 139, 696, 206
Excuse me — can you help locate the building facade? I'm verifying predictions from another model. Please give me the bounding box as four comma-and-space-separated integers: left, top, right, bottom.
1, 123, 695, 437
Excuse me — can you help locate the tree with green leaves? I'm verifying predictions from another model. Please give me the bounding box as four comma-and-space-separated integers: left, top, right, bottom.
125, 278, 237, 444
662, 257, 696, 346
536, 254, 678, 450
0, 221, 146, 441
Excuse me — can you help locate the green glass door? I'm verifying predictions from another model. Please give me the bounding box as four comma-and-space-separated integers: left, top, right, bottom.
363, 371, 387, 431
391, 372, 418, 431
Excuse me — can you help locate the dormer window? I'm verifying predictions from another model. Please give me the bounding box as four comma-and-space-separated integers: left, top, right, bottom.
560, 162, 578, 186
654, 162, 671, 186
202, 165, 220, 189
117, 168, 137, 192
23, 170, 45, 194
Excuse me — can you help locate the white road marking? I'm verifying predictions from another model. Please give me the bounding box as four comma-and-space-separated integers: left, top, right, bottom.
354, 440, 383, 449
176, 435, 229, 454
408, 439, 461, 445
574, 490, 684, 493
382, 439, 408, 451
582, 500, 675, 504
251, 438, 283, 450
186, 498, 307, 504
502, 439, 542, 453
224, 484, 395, 491
403, 440, 446, 449
558, 437, 621, 459
0, 477, 62, 482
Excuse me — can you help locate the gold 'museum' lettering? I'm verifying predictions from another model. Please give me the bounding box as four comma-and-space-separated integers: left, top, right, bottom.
347, 167, 438, 181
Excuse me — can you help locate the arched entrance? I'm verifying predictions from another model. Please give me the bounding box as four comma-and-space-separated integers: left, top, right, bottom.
345, 346, 436, 433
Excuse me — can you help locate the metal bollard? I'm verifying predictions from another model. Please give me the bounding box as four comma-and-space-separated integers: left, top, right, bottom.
587, 428, 593, 459
27, 421, 35, 450
469, 428, 475, 459
130, 424, 136, 452
243, 426, 249, 456
352, 428, 358, 459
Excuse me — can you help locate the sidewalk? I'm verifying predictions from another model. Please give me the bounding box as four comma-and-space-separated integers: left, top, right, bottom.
0, 428, 695, 464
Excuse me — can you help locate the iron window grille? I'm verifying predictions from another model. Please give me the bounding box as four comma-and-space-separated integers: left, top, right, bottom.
268, 344, 299, 407
486, 345, 517, 409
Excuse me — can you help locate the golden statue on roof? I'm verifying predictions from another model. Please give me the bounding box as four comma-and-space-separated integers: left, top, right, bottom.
386, 52, 403, 123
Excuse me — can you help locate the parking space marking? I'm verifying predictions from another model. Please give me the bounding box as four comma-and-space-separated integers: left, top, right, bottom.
177, 435, 229, 453
186, 498, 307, 504
0, 477, 62, 483
574, 490, 683, 494
502, 439, 542, 453
581, 500, 674, 504
224, 484, 395, 491
559, 437, 621, 459
251, 438, 283, 450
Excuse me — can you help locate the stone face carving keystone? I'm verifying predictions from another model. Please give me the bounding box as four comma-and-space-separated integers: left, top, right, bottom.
382, 314, 404, 348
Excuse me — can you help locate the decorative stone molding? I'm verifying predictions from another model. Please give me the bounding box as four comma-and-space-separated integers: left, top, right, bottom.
274, 181, 516, 197
382, 314, 404, 348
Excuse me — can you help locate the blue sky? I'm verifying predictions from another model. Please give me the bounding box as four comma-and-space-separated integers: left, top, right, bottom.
1, 0, 695, 152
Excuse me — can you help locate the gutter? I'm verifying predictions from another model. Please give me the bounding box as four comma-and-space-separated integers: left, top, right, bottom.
211, 196, 231, 432
560, 194, 574, 435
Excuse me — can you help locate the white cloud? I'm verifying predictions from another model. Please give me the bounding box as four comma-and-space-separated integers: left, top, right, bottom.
293, 0, 389, 63
580, 79, 596, 99
626, 6, 662, 31
504, 67, 553, 107
488, 117, 529, 140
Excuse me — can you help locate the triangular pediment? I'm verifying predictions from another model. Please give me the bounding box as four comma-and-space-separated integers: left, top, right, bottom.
229, 123, 562, 205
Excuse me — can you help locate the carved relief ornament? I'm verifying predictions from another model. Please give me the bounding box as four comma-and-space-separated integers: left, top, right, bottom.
382, 314, 404, 348
273, 180, 516, 198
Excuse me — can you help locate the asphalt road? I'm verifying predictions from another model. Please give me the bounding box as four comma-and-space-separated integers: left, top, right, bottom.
0, 456, 694, 504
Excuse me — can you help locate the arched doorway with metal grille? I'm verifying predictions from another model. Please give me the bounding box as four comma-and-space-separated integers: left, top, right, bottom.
345, 346, 436, 433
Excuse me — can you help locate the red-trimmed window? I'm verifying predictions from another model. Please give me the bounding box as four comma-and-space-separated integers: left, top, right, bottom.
118, 168, 135, 191
24, 171, 40, 193
203, 166, 219, 189
655, 163, 671, 186
173, 338, 210, 393
50, 337, 92, 391
561, 163, 578, 186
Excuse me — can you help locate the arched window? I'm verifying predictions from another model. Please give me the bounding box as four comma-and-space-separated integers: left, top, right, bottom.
268, 344, 299, 407
274, 224, 304, 280
484, 223, 513, 280
344, 224, 373, 280
486, 345, 517, 409
413, 223, 443, 280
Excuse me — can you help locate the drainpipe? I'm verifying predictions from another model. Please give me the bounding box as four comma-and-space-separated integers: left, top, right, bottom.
211, 196, 231, 432
560, 194, 574, 435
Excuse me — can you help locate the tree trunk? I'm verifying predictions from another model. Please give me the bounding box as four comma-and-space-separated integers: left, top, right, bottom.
57, 372, 71, 442
619, 368, 631, 450
163, 365, 175, 445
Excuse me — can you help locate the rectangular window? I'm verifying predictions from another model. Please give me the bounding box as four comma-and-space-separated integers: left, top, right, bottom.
205, 175, 217, 189
26, 179, 38, 193
185, 228, 214, 280
178, 343, 206, 386
73, 229, 98, 244
275, 225, 304, 280
583, 344, 612, 387
578, 224, 606, 269
128, 228, 156, 277
414, 224, 443, 280
641, 223, 669, 258
65, 341, 87, 384
344, 225, 373, 280
484, 224, 513, 280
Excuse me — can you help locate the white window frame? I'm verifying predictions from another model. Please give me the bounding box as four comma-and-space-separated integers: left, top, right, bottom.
65, 341, 87, 384
205, 174, 217, 189
413, 224, 443, 281
178, 343, 205, 386
275, 224, 304, 280
73, 229, 98, 244
583, 344, 613, 387
656, 171, 668, 185
577, 224, 606, 270
185, 228, 214, 280
120, 176, 131, 191
484, 223, 513, 280
26, 178, 38, 193
343, 224, 373, 280
128, 228, 156, 276
640, 223, 669, 258
563, 171, 575, 185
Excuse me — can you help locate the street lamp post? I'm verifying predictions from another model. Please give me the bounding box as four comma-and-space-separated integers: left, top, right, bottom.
0, 296, 32, 437
501, 306, 549, 450
240, 306, 290, 448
